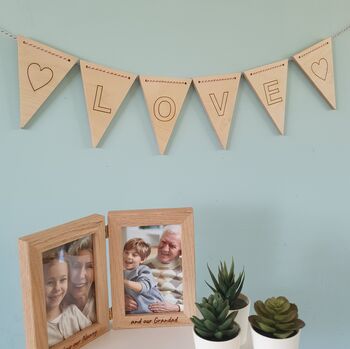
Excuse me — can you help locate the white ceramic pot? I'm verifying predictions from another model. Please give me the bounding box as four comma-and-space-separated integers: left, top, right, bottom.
193, 328, 240, 349
229, 293, 250, 346
251, 326, 301, 349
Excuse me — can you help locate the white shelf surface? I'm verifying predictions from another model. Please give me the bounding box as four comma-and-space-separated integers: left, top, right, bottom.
84, 325, 253, 349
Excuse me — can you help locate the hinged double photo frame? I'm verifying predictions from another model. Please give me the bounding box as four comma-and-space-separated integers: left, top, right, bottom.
19, 208, 196, 349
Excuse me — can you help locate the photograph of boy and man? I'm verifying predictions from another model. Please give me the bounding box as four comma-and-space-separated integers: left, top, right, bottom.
123, 224, 183, 314
42, 236, 96, 347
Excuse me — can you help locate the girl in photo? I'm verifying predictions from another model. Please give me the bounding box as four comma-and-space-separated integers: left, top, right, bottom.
43, 247, 91, 347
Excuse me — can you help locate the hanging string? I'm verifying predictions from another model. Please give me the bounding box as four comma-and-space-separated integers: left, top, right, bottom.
332, 23, 350, 39
0, 27, 17, 40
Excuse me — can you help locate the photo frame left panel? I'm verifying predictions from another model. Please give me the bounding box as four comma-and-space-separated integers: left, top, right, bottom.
18, 214, 109, 349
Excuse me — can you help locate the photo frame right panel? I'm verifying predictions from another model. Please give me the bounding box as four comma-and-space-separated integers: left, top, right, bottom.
108, 207, 196, 329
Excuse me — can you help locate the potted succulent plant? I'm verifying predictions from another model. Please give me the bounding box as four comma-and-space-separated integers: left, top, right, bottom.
191, 293, 240, 349
248, 296, 305, 349
206, 259, 250, 345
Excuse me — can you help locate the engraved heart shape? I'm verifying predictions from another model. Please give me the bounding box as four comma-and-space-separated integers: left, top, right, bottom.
311, 58, 328, 81
27, 63, 54, 91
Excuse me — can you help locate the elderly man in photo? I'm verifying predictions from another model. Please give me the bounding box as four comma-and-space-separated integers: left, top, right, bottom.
125, 225, 183, 313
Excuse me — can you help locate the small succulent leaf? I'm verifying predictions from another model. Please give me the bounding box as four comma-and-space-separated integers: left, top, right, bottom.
191, 317, 208, 332
228, 258, 234, 281
214, 331, 223, 340
200, 307, 217, 323
203, 319, 218, 332
256, 315, 276, 327
294, 319, 306, 329
217, 305, 230, 323
257, 321, 276, 333
274, 330, 295, 339
222, 329, 237, 340
207, 264, 226, 296
274, 309, 297, 323
275, 321, 299, 331
195, 327, 212, 339
254, 301, 273, 318
217, 315, 234, 331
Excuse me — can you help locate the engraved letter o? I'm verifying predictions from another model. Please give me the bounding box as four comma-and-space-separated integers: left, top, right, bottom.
153, 96, 176, 122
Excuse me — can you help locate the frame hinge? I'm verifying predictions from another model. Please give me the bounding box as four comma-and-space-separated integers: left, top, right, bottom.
105, 225, 109, 239
109, 307, 113, 320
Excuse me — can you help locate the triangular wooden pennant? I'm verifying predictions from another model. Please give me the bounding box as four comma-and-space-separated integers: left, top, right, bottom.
17, 36, 78, 127
80, 60, 137, 147
193, 73, 241, 149
293, 37, 336, 109
140, 76, 192, 154
244, 59, 288, 135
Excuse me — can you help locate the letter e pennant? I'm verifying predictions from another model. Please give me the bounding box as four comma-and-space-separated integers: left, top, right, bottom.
193, 73, 241, 149
17, 36, 78, 127
80, 60, 137, 147
140, 76, 191, 154
293, 37, 336, 109
244, 59, 288, 134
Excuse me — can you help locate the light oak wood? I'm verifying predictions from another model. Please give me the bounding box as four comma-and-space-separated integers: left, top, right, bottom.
18, 215, 109, 349
17, 36, 78, 128
80, 60, 137, 147
139, 76, 192, 154
293, 37, 336, 109
244, 59, 289, 134
108, 208, 196, 329
193, 73, 241, 149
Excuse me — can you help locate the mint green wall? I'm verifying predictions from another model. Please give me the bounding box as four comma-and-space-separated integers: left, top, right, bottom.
0, 1, 349, 348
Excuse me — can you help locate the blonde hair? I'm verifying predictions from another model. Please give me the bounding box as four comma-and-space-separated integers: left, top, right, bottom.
124, 238, 151, 260
68, 236, 93, 256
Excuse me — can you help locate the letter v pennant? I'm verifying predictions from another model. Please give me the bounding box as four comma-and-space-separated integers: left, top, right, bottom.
140, 76, 192, 154
193, 73, 241, 149
80, 60, 137, 147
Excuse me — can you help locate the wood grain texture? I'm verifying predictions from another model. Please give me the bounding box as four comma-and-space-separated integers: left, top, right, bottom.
140, 76, 192, 154
17, 36, 78, 128
108, 208, 196, 329
80, 60, 137, 147
193, 73, 241, 149
18, 215, 109, 349
293, 37, 336, 109
244, 59, 289, 135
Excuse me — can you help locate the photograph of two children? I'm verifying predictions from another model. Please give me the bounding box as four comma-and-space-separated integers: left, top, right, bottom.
19, 208, 195, 349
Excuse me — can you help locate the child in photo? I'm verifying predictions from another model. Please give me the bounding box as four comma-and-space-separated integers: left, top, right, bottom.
123, 238, 164, 314
43, 247, 92, 347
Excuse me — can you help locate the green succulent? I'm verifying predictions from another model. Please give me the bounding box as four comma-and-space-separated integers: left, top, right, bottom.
249, 296, 305, 339
191, 293, 240, 342
206, 259, 246, 310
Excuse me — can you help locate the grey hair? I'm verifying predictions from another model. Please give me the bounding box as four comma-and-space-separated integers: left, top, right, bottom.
68, 235, 93, 256
161, 225, 182, 239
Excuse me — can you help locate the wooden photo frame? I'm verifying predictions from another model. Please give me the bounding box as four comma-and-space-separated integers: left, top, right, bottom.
108, 207, 196, 329
18, 215, 109, 349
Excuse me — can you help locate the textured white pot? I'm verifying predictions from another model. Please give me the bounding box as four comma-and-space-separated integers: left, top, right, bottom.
251, 326, 301, 349
229, 293, 250, 346
193, 328, 241, 349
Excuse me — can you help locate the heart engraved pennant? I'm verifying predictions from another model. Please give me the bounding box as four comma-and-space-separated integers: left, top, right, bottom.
80, 60, 137, 147
293, 37, 336, 109
140, 76, 192, 154
244, 59, 289, 135
193, 73, 241, 149
17, 36, 78, 127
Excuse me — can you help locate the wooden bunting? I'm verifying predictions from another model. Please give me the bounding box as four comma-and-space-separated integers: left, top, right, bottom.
140, 76, 192, 154
17, 36, 78, 127
193, 73, 241, 149
244, 59, 288, 135
293, 37, 336, 109
80, 60, 137, 147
